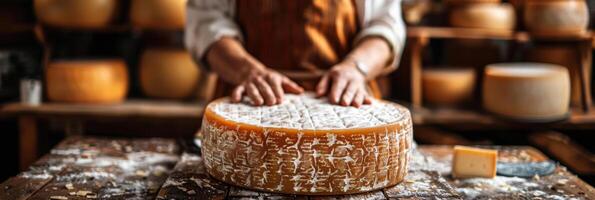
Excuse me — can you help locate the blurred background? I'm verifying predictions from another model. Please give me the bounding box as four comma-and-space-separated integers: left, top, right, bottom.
0, 0, 593, 185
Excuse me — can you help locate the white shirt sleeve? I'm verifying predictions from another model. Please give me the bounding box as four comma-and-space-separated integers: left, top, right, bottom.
185, 0, 240, 68
354, 0, 406, 71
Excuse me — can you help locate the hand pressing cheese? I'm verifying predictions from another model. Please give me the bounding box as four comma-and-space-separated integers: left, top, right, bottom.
452, 146, 498, 178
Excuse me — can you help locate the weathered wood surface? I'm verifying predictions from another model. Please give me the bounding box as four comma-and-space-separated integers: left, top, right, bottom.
2, 137, 593, 200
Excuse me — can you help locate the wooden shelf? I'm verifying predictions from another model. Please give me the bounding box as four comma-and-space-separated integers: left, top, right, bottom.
0, 100, 204, 120
412, 105, 595, 131
407, 26, 593, 42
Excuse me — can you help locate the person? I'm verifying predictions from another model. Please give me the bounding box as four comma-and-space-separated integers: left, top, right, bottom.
186, 0, 405, 107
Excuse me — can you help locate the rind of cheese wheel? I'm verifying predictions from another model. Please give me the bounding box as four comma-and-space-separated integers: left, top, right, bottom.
482, 63, 570, 121
452, 146, 498, 179
423, 67, 475, 106
140, 48, 200, 99
46, 60, 128, 104
201, 93, 413, 195
524, 0, 589, 38
34, 0, 117, 29
130, 0, 187, 30
449, 3, 516, 30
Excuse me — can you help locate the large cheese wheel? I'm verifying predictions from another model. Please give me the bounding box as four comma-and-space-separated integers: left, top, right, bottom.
130, 0, 187, 30
482, 63, 570, 121
423, 68, 475, 106
46, 60, 128, 103
34, 0, 117, 29
524, 0, 589, 38
201, 93, 413, 195
140, 48, 200, 99
449, 3, 516, 30
525, 45, 585, 106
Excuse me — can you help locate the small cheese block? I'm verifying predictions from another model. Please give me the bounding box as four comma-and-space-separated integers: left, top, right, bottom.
201, 93, 413, 195
524, 0, 589, 38
452, 146, 498, 179
130, 0, 187, 30
422, 67, 475, 106
139, 48, 200, 99
449, 3, 516, 30
482, 63, 570, 121
34, 0, 118, 29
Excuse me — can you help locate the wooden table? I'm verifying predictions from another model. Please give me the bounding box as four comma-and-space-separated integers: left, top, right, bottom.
2, 137, 593, 200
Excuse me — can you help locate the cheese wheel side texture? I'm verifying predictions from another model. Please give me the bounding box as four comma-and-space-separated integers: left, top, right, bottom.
449, 3, 516, 30
46, 60, 128, 103
524, 1, 589, 37
482, 63, 570, 120
130, 0, 187, 30
140, 48, 200, 99
34, 0, 117, 29
201, 95, 413, 195
422, 68, 475, 106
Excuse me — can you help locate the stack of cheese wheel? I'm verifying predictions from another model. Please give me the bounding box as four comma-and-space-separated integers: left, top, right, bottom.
525, 45, 585, 106
524, 0, 589, 38
483, 63, 570, 121
130, 0, 187, 30
140, 48, 200, 99
46, 59, 128, 103
34, 0, 118, 29
201, 93, 413, 195
423, 67, 475, 106
449, 3, 516, 30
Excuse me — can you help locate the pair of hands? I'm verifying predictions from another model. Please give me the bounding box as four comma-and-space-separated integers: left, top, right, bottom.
231, 61, 372, 108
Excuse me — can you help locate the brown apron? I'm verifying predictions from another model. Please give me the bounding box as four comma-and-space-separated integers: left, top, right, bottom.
212, 0, 381, 99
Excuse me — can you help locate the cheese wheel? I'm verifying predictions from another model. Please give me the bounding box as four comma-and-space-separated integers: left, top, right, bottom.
130, 0, 187, 30
140, 48, 200, 99
46, 60, 128, 103
482, 63, 570, 121
422, 68, 475, 106
449, 3, 516, 30
525, 45, 584, 106
34, 0, 117, 29
444, 0, 500, 5
201, 93, 413, 195
524, 0, 589, 38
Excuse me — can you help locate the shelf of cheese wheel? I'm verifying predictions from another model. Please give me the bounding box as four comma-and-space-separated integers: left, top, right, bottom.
200, 93, 413, 195
449, 3, 516, 30
524, 0, 589, 38
422, 67, 475, 106
482, 63, 570, 122
46, 59, 128, 103
139, 48, 200, 99
130, 0, 187, 30
34, 0, 118, 29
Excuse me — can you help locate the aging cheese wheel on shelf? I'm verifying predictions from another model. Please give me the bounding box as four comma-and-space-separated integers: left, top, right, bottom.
452, 146, 497, 179
140, 48, 200, 99
449, 3, 516, 30
34, 0, 117, 29
201, 93, 413, 195
130, 0, 187, 30
46, 60, 128, 103
422, 67, 475, 106
482, 63, 570, 121
524, 0, 589, 38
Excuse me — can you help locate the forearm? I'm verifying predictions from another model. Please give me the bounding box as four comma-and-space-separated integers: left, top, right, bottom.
205, 37, 266, 85
342, 37, 393, 80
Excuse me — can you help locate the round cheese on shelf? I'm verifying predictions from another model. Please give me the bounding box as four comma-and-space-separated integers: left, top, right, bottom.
449, 3, 516, 30
46, 59, 128, 103
482, 63, 570, 121
34, 0, 117, 29
201, 93, 413, 195
524, 0, 589, 38
422, 67, 475, 106
139, 48, 200, 99
130, 0, 187, 30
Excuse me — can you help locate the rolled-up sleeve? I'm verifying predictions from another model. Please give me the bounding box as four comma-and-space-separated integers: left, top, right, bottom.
185, 0, 241, 70
354, 0, 406, 73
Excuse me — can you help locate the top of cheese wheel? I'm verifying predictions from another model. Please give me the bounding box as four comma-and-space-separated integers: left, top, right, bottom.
209, 93, 407, 130
485, 63, 567, 78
